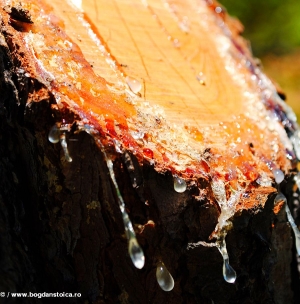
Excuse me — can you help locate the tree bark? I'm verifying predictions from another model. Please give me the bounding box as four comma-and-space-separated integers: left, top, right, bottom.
0, 0, 300, 303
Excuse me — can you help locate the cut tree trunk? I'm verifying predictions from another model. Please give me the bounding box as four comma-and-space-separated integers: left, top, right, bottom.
0, 0, 300, 303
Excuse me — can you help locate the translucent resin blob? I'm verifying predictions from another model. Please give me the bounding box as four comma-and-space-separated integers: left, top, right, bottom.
156, 261, 174, 291
274, 192, 300, 256
48, 124, 60, 143
222, 258, 236, 283
173, 176, 187, 193
60, 133, 72, 162
128, 237, 145, 269
272, 168, 284, 184
217, 239, 236, 283
125, 76, 142, 94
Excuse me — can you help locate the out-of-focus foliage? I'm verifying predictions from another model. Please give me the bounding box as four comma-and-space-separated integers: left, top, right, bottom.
220, 0, 300, 118
220, 0, 300, 57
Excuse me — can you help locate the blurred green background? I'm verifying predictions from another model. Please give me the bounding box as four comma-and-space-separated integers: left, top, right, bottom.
220, 0, 300, 118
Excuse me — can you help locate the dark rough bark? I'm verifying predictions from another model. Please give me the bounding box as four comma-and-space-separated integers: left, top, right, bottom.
0, 22, 300, 304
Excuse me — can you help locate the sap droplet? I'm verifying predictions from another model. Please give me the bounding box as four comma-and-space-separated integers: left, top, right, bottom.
223, 258, 236, 283
173, 176, 187, 193
272, 168, 284, 184
106, 157, 145, 268
48, 124, 60, 143
126, 76, 142, 94
294, 173, 300, 190
156, 262, 174, 291
215, 6, 223, 14
285, 201, 300, 256
143, 148, 153, 159
60, 133, 72, 162
290, 131, 300, 159
128, 236, 145, 269
131, 131, 144, 140
196, 72, 206, 85
218, 239, 236, 284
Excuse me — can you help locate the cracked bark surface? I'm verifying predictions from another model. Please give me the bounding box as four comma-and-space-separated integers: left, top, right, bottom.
0, 0, 300, 303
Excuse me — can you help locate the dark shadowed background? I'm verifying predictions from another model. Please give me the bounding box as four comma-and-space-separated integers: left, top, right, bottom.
220, 0, 300, 118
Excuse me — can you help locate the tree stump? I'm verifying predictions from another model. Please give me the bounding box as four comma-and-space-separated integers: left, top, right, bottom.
0, 0, 300, 303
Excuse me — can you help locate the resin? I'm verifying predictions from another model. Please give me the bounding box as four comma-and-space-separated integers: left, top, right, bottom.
60, 133, 72, 162
48, 124, 60, 143
128, 236, 145, 269
156, 261, 174, 291
294, 173, 300, 190
106, 159, 145, 268
173, 176, 187, 193
285, 200, 300, 256
272, 168, 284, 184
275, 192, 300, 256
196, 72, 206, 85
217, 239, 236, 283
125, 76, 142, 94
124, 152, 138, 188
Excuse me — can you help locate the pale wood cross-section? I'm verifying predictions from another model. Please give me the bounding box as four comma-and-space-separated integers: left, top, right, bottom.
21, 0, 291, 182
51, 0, 245, 125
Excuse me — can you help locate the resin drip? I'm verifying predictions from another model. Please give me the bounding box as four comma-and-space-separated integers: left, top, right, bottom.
294, 173, 300, 190
189, 178, 243, 283
217, 239, 236, 283
272, 168, 284, 184
173, 176, 187, 193
156, 261, 174, 292
124, 152, 138, 188
275, 192, 300, 255
196, 72, 206, 85
125, 76, 142, 94
211, 179, 244, 234
60, 133, 72, 162
188, 238, 237, 284
106, 159, 145, 269
285, 204, 300, 256
48, 124, 60, 143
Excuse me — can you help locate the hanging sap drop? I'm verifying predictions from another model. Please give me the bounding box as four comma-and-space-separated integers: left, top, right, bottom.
218, 239, 236, 284
60, 133, 72, 162
294, 173, 300, 190
272, 168, 284, 184
285, 201, 300, 256
275, 192, 300, 256
173, 176, 187, 193
128, 236, 145, 269
156, 262, 174, 292
126, 76, 142, 94
223, 258, 237, 283
48, 124, 60, 143
106, 158, 145, 269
